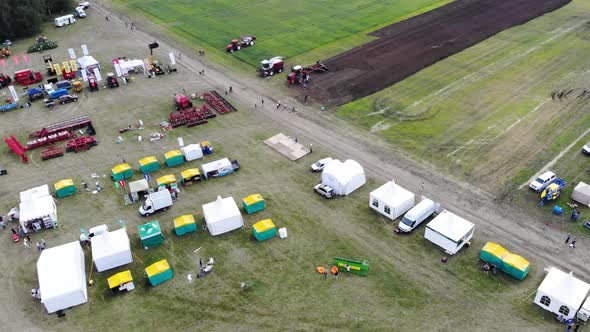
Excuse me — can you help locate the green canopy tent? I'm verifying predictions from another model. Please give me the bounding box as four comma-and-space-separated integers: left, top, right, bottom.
138, 220, 164, 249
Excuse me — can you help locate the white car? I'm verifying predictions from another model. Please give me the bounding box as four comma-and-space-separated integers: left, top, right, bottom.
310, 157, 333, 172
529, 171, 556, 192
314, 183, 335, 198
78, 1, 90, 9
582, 141, 590, 155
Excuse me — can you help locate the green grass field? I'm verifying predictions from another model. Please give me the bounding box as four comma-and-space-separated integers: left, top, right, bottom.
337, 0, 590, 195
117, 0, 452, 67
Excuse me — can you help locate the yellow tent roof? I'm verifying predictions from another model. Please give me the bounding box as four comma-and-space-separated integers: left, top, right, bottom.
54, 179, 74, 190
174, 215, 195, 228
181, 168, 200, 179
201, 140, 210, 147
145, 259, 170, 277
243, 194, 263, 206
164, 150, 182, 159
253, 219, 275, 233
107, 270, 133, 289
157, 174, 177, 186
503, 253, 529, 271
139, 156, 158, 166
481, 242, 509, 259
112, 163, 131, 174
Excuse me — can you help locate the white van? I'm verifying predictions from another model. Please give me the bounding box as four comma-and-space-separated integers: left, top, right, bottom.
54, 14, 76, 27
75, 7, 87, 18
397, 198, 438, 233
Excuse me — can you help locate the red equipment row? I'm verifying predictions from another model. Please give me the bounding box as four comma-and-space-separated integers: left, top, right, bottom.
203, 91, 237, 114
66, 135, 97, 152
26, 131, 72, 150
169, 105, 216, 128
4, 135, 28, 162
30, 115, 91, 138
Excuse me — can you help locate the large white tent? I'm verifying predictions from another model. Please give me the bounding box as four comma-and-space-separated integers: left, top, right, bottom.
19, 185, 57, 232
534, 267, 590, 319
181, 144, 203, 161
571, 182, 590, 207
321, 159, 366, 196
369, 179, 415, 220
77, 55, 101, 74
117, 59, 146, 75
91, 228, 133, 272
202, 196, 244, 236
37, 241, 87, 313
424, 210, 474, 255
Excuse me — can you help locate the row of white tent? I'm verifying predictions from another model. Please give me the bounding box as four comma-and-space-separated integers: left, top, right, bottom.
36, 193, 244, 313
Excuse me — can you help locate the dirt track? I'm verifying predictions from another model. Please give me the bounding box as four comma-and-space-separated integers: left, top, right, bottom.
310, 0, 572, 105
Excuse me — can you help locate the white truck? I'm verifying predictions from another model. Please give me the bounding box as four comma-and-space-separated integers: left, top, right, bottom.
139, 189, 173, 216
397, 198, 439, 233
54, 14, 76, 27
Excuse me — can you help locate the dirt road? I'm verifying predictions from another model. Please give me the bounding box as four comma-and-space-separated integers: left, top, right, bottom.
95, 1, 589, 278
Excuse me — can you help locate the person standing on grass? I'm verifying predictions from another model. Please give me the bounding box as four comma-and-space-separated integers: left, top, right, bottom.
23, 238, 30, 249
334, 269, 339, 280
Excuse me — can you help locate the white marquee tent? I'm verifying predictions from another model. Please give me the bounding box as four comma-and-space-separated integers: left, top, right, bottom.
181, 144, 203, 161
534, 267, 590, 319
424, 210, 474, 255
571, 182, 590, 207
117, 59, 146, 75
91, 228, 133, 272
369, 179, 415, 220
202, 196, 244, 236
19, 185, 57, 231
37, 241, 87, 313
77, 55, 101, 74
321, 159, 366, 196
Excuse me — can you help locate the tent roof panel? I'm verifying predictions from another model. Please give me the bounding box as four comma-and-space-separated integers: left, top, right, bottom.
145, 259, 170, 277
426, 210, 474, 242
538, 267, 590, 309
112, 163, 131, 174
37, 241, 85, 301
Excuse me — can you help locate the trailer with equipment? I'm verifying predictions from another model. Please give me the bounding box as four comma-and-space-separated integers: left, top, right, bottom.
225, 35, 256, 53
287, 61, 328, 85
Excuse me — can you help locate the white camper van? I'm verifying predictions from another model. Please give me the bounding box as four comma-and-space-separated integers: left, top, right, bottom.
397, 198, 438, 233
75, 7, 87, 18
54, 14, 76, 27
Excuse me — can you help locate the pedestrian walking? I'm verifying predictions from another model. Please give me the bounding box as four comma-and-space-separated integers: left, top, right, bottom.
11, 228, 16, 235
420, 181, 425, 193
566, 325, 572, 332
574, 324, 580, 332
229, 86, 233, 93
542, 222, 549, 232
321, 105, 326, 112
323, 271, 328, 279
199, 258, 203, 268
125, 22, 128, 28
346, 264, 351, 273
0, 219, 5, 230
131, 22, 134, 28
304, 95, 308, 102
334, 269, 339, 280
570, 240, 577, 249
482, 263, 490, 276
565, 233, 572, 244
254, 103, 257, 108
36, 242, 41, 252
309, 144, 313, 153
276, 103, 280, 109
24, 238, 30, 249
261, 99, 264, 105
40, 239, 46, 250
105, 16, 109, 21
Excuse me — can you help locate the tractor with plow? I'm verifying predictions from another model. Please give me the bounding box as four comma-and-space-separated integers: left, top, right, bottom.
226, 35, 256, 53
287, 61, 328, 85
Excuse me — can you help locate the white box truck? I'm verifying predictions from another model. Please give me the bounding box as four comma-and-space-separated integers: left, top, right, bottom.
54, 14, 76, 27
139, 190, 173, 216
397, 198, 439, 233
578, 296, 590, 323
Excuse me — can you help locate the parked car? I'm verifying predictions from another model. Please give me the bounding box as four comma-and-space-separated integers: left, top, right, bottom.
59, 94, 78, 104
44, 99, 56, 108
582, 141, 590, 155
314, 183, 335, 198
311, 157, 333, 172
529, 171, 556, 192
78, 1, 90, 9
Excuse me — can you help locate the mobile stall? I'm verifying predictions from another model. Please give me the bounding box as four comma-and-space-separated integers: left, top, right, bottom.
253, 219, 276, 241
138, 220, 164, 249
242, 194, 265, 214
54, 179, 76, 198
180, 168, 201, 186
138, 156, 160, 174
145, 259, 173, 286
164, 150, 185, 167
174, 214, 197, 236
111, 163, 133, 181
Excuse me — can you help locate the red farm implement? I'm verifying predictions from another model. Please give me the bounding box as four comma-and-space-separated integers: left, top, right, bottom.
203, 91, 237, 114
26, 131, 73, 150
41, 146, 64, 160
30, 115, 92, 138
66, 136, 97, 152
169, 106, 216, 128
4, 135, 28, 162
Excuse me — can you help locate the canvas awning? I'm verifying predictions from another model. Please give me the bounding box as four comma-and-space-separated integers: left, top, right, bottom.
181, 168, 200, 180
572, 182, 590, 207
253, 219, 275, 233
129, 179, 149, 193
107, 270, 133, 289
164, 150, 182, 159
243, 194, 263, 206
157, 175, 176, 186
138, 221, 161, 240
139, 156, 158, 166
112, 163, 131, 174
174, 215, 195, 228
54, 179, 74, 191
145, 259, 170, 277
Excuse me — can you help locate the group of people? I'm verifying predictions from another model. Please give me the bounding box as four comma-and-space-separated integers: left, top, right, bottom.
565, 233, 577, 249
557, 314, 580, 331
321, 264, 353, 280
482, 262, 497, 276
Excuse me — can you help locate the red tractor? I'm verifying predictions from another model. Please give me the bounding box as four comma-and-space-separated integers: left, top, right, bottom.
13, 69, 42, 86
106, 73, 119, 88
257, 56, 284, 77
88, 75, 99, 91
226, 35, 256, 53
0, 73, 11, 88
287, 61, 328, 85
174, 93, 192, 110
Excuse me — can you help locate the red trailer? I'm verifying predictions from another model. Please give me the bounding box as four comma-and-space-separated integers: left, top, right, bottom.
66, 136, 97, 152
14, 69, 42, 86
26, 131, 73, 150
30, 115, 91, 138
41, 146, 64, 160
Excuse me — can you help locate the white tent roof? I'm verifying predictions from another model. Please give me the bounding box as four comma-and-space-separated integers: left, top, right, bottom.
323, 159, 363, 184
426, 210, 474, 242
129, 179, 149, 193
202, 158, 231, 174
37, 241, 87, 313
91, 228, 132, 272
181, 144, 203, 161
20, 184, 50, 202
538, 267, 590, 310
118, 59, 144, 70
370, 180, 414, 207
19, 195, 56, 222
202, 196, 243, 235
572, 182, 590, 207
77, 55, 99, 68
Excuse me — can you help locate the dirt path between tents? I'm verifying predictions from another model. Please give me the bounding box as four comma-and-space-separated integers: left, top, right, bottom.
94, 0, 589, 276
308, 0, 572, 106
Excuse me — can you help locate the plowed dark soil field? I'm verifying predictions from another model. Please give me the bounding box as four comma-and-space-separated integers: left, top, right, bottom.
310, 0, 572, 105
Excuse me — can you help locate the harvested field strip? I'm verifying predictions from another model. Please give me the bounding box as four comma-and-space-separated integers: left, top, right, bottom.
311, 0, 572, 105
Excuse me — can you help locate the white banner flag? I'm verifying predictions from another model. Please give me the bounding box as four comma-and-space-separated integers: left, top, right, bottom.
168, 52, 176, 65
8, 85, 18, 102
93, 67, 102, 81
114, 63, 123, 77
81, 44, 89, 56
68, 48, 76, 59
81, 69, 88, 82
